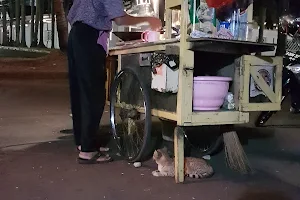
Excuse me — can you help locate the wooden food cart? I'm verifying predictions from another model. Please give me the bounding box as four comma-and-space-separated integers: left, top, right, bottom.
108, 0, 283, 183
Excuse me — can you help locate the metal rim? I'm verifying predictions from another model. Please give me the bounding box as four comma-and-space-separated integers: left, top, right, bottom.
110, 68, 152, 162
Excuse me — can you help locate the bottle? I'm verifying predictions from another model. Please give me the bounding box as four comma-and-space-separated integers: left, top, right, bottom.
229, 9, 240, 40
245, 22, 253, 41
238, 8, 253, 41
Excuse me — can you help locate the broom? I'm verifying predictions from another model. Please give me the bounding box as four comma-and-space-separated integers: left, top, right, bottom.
223, 130, 253, 174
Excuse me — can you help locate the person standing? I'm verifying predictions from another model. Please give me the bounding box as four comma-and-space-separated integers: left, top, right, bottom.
67, 0, 162, 164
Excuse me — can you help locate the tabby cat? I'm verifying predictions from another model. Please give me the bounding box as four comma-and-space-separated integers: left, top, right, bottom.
152, 148, 214, 179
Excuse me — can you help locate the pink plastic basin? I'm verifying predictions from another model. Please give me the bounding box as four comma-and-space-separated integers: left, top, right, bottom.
193, 76, 232, 111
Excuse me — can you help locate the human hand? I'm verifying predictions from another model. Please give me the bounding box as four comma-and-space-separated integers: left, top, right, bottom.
147, 17, 162, 31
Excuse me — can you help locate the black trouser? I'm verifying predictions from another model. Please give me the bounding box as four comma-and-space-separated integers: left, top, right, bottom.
67, 22, 106, 152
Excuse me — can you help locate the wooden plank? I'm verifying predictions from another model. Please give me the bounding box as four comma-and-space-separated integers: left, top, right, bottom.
114, 102, 177, 121
241, 103, 281, 111
117, 55, 122, 72
246, 55, 278, 65
165, 9, 172, 39
234, 58, 243, 110
177, 0, 193, 126
116, 55, 122, 104
176, 53, 194, 125
151, 110, 177, 121
189, 111, 249, 126
174, 126, 185, 183
241, 57, 251, 105
109, 39, 180, 56
110, 44, 166, 55
274, 57, 283, 103
105, 56, 117, 102
250, 67, 276, 103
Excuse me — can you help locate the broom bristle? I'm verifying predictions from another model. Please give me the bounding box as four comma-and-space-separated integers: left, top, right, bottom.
223, 131, 253, 174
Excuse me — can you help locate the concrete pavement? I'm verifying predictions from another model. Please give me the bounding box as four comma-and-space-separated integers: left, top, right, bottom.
0, 79, 300, 200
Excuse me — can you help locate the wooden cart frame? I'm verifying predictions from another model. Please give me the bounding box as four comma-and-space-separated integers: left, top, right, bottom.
109, 0, 283, 183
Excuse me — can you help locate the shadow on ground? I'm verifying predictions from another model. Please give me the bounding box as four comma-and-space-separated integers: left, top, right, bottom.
238, 188, 292, 200
56, 122, 300, 164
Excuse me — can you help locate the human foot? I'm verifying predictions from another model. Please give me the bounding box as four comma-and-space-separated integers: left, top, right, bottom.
78, 152, 113, 164
77, 145, 109, 152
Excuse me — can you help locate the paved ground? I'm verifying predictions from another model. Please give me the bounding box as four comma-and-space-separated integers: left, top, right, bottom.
0, 50, 67, 80
0, 48, 48, 58
1, 79, 300, 200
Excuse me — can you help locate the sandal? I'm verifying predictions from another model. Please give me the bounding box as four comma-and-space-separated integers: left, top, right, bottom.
77, 152, 113, 164
77, 146, 110, 152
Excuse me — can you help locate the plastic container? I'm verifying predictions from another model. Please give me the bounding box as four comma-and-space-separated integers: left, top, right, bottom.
206, 0, 233, 8
229, 9, 240, 40
193, 76, 232, 111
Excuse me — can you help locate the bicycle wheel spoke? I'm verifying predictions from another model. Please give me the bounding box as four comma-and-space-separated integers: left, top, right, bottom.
110, 68, 152, 162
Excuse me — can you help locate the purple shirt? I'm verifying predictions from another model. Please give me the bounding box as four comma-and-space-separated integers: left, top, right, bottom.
67, 0, 125, 53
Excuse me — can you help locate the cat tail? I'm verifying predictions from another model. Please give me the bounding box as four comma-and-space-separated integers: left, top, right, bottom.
187, 174, 200, 179
187, 171, 214, 179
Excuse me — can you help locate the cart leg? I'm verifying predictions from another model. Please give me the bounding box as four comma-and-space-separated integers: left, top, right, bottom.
174, 126, 184, 183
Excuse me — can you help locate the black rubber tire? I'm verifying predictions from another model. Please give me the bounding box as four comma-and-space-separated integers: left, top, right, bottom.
255, 111, 277, 127
255, 89, 289, 127
110, 67, 154, 163
159, 120, 224, 157
199, 134, 224, 156
164, 133, 223, 157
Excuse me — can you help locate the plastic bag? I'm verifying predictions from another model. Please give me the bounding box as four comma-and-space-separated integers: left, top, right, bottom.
222, 92, 235, 110
215, 0, 253, 21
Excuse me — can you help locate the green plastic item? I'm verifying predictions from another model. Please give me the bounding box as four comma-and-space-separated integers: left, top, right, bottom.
188, 0, 201, 24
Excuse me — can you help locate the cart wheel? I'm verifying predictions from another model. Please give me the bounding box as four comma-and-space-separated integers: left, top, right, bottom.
110, 67, 155, 162
185, 131, 224, 157
255, 111, 277, 127
196, 134, 223, 156
160, 119, 223, 157
255, 85, 289, 127
255, 95, 287, 127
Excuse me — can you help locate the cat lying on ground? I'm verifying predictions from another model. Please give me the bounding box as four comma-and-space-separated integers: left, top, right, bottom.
152, 148, 214, 179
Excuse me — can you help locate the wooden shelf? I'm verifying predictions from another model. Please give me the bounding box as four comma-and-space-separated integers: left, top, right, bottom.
151, 109, 249, 126
109, 38, 275, 56
109, 39, 179, 55
187, 110, 249, 126
187, 38, 275, 55
113, 102, 178, 121
113, 100, 248, 125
